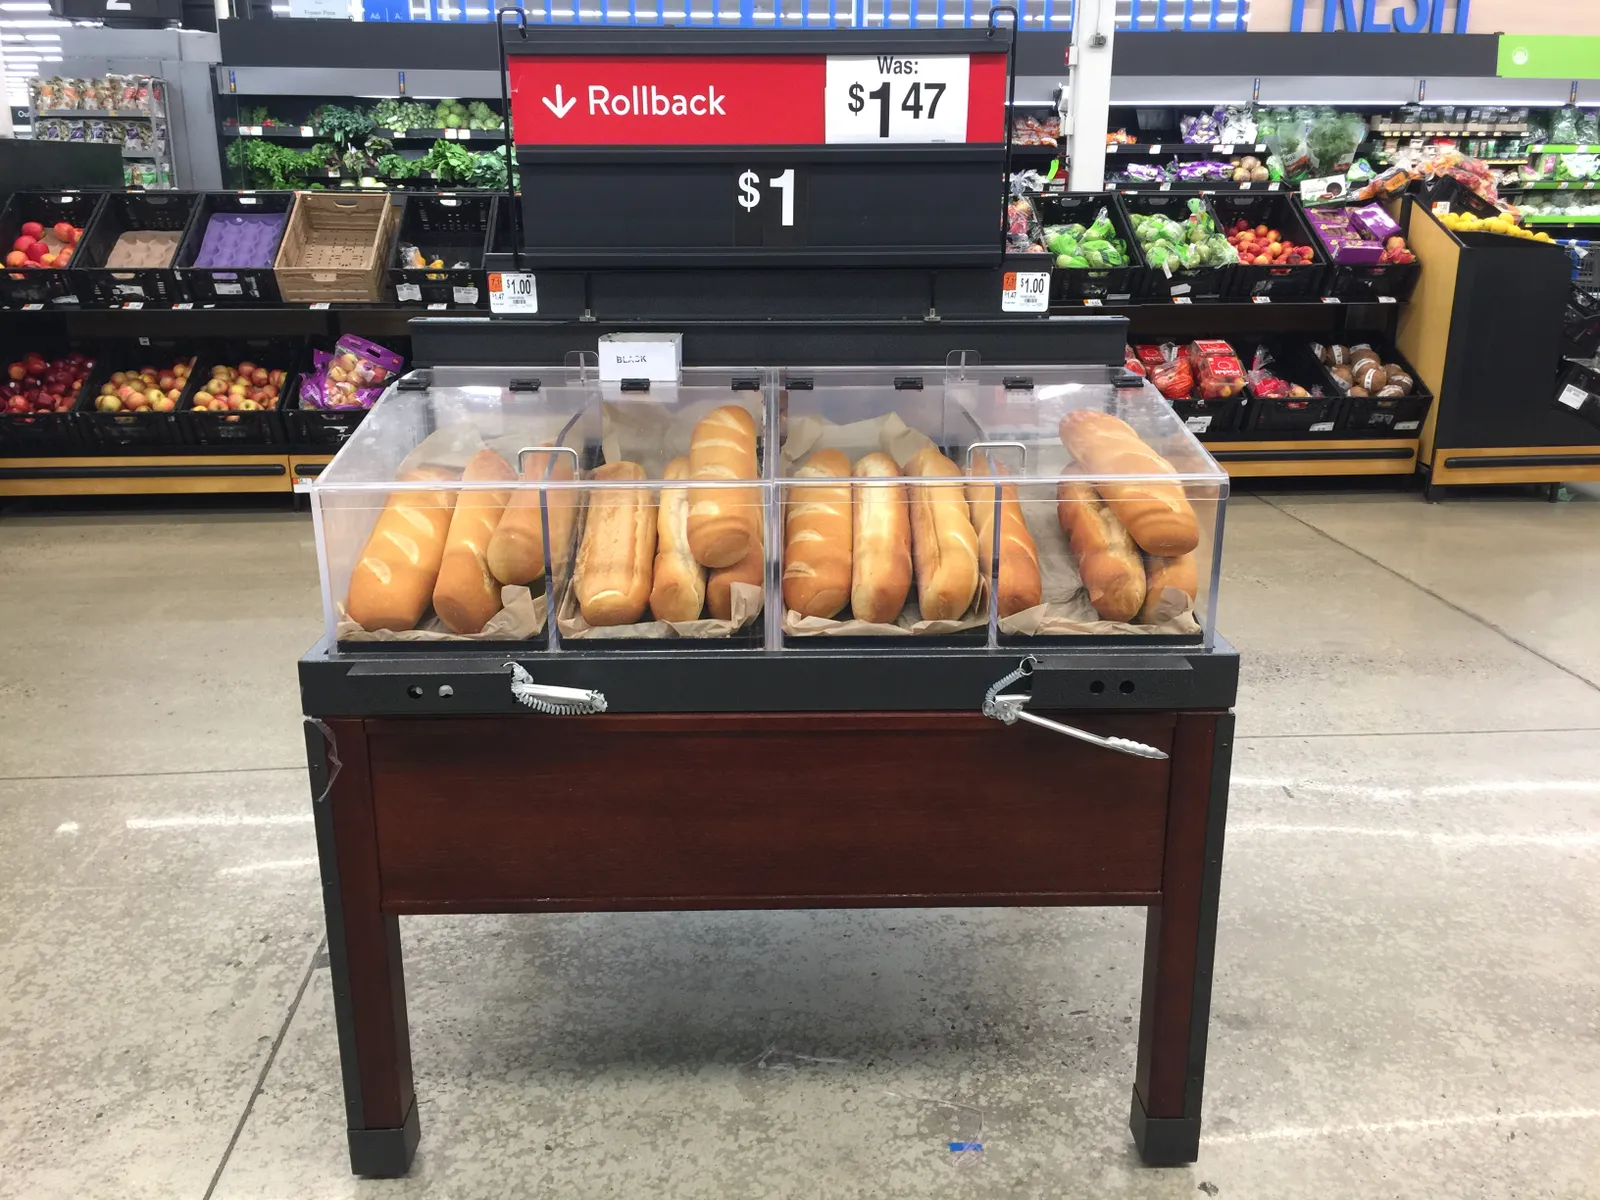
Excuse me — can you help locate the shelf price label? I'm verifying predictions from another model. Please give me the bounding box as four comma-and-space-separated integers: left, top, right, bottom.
488, 271, 538, 315
825, 56, 970, 144
1001, 270, 1049, 313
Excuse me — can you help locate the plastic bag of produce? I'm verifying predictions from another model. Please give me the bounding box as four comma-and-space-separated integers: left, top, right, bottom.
1551, 106, 1582, 144
1245, 346, 1314, 401
299, 335, 405, 410
1187, 339, 1245, 399
1121, 163, 1171, 183
1180, 107, 1223, 144
1086, 211, 1115, 241
1175, 160, 1234, 181
1123, 345, 1147, 377
1005, 196, 1039, 250
1147, 344, 1194, 400
1220, 105, 1258, 144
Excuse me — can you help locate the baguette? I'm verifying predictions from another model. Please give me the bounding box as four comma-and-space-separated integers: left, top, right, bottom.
905, 447, 980, 621
687, 404, 761, 569
1056, 481, 1146, 623
432, 449, 517, 634
485, 450, 577, 586
345, 466, 458, 633
782, 448, 852, 618
1058, 410, 1200, 557
966, 453, 1043, 618
575, 461, 655, 626
1137, 553, 1199, 625
649, 456, 707, 623
850, 452, 912, 624
707, 533, 764, 622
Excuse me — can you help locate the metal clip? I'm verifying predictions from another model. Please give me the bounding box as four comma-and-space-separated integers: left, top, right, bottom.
981, 658, 1168, 760
505, 663, 607, 715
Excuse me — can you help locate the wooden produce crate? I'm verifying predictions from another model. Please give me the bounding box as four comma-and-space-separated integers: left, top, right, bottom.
273, 192, 397, 304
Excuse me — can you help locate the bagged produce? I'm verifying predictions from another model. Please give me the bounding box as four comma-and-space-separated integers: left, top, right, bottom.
1174, 160, 1235, 181
1220, 105, 1258, 145
299, 335, 404, 410
1141, 344, 1194, 400
1180, 107, 1224, 144
1551, 106, 1582, 145
1042, 209, 1131, 270
1244, 346, 1313, 400
1006, 194, 1040, 251
1123, 345, 1146, 376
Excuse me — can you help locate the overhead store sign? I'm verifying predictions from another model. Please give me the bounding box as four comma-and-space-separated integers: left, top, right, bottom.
1497, 34, 1600, 78
508, 53, 1006, 146
1286, 0, 1470, 32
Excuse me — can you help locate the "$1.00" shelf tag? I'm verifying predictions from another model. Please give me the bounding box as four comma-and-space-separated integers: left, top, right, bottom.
488, 272, 538, 315
1000, 270, 1049, 313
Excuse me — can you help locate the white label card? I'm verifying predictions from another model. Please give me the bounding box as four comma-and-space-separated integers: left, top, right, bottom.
488, 272, 538, 315
1310, 421, 1335, 432
1001, 270, 1050, 313
824, 56, 970, 145
1322, 296, 1342, 304
395, 282, 422, 302
1082, 297, 1103, 307
453, 286, 480, 305
1186, 415, 1213, 432
1172, 296, 1192, 304
214, 280, 243, 296
1378, 295, 1399, 304
1558, 383, 1590, 410
1252, 295, 1271, 303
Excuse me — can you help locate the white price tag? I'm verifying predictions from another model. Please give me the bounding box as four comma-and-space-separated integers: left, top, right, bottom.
1172, 296, 1192, 304
1558, 382, 1590, 410
22, 303, 43, 311
246, 125, 262, 136
1322, 296, 1343, 304
1185, 415, 1214, 432
445, 128, 462, 140
1252, 295, 1272, 303
1559, 182, 1570, 190
427, 302, 448, 310
1378, 295, 1399, 304
1395, 420, 1421, 431
1239, 182, 1253, 190
453, 285, 480, 305
1159, 182, 1172, 191
395, 282, 423, 302
1268, 182, 1282, 191
1432, 202, 1451, 215
214, 280, 243, 296
1149, 144, 1162, 154
1001, 270, 1049, 313
488, 271, 538, 314
1310, 421, 1335, 432
309, 301, 332, 310
121, 301, 144, 310
1217, 144, 1235, 155
1082, 297, 1103, 307
173, 302, 193, 310
824, 56, 970, 145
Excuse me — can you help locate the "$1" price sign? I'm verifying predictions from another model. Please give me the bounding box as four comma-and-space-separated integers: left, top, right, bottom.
733, 166, 805, 247
825, 55, 971, 144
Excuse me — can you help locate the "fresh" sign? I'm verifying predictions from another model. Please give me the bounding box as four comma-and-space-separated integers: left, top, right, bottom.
1289, 0, 1470, 32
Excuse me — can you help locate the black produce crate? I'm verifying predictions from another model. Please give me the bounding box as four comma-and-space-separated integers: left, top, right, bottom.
0, 191, 103, 308
1325, 259, 1421, 302
1242, 339, 1345, 434
0, 342, 97, 453
181, 338, 304, 447
73, 191, 199, 307
285, 393, 369, 451
388, 192, 494, 309
1562, 287, 1600, 361
1210, 193, 1329, 299
1120, 192, 1233, 302
1167, 394, 1244, 437
1034, 192, 1145, 302
1309, 336, 1434, 436
75, 343, 202, 449
175, 192, 293, 306
1556, 359, 1600, 431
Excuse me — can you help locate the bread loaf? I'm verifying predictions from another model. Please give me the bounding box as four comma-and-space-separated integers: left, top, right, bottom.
345, 466, 458, 632
687, 405, 761, 569
707, 534, 764, 621
485, 450, 577, 586
575, 461, 655, 626
905, 447, 980, 621
1058, 410, 1201, 557
432, 449, 516, 634
1137, 553, 1198, 624
782, 449, 852, 618
850, 452, 912, 624
1353, 362, 1388, 393
649, 456, 707, 623
1383, 365, 1414, 394
1329, 365, 1354, 392
967, 453, 1042, 618
1056, 482, 1146, 622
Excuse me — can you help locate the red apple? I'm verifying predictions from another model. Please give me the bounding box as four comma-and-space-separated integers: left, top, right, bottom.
25, 242, 49, 263
52, 222, 75, 245
13, 234, 36, 253
20, 221, 43, 240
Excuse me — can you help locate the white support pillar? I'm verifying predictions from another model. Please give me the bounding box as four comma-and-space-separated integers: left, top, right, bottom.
1065, 0, 1113, 191
0, 36, 13, 138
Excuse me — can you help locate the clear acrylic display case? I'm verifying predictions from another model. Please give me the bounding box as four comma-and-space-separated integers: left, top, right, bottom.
310, 360, 1228, 652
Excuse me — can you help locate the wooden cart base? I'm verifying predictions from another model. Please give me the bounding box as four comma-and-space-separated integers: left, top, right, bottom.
303, 708, 1233, 1176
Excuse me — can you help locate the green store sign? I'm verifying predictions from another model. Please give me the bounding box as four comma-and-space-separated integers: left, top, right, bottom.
1498, 35, 1600, 78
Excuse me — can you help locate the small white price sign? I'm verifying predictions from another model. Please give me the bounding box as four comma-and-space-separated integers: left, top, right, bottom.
825, 56, 970, 145
395, 282, 422, 303
453, 285, 480, 305
488, 272, 538, 315
1001, 270, 1049, 313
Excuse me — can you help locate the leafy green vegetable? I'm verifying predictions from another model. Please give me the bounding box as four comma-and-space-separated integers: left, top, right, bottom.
310, 104, 375, 145
419, 139, 476, 183
467, 146, 516, 190
226, 138, 309, 189
376, 153, 418, 180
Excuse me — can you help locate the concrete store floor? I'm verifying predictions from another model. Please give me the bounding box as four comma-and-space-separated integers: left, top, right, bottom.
2, 489, 1599, 1199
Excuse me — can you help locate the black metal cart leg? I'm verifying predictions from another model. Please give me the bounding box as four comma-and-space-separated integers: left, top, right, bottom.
305, 719, 419, 1178
1130, 713, 1233, 1166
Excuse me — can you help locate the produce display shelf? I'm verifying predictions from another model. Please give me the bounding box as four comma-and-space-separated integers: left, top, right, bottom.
1204, 437, 1420, 477
37, 107, 162, 120
224, 126, 505, 143
1103, 143, 1268, 157
1501, 182, 1600, 193
1525, 214, 1600, 225
1108, 182, 1286, 193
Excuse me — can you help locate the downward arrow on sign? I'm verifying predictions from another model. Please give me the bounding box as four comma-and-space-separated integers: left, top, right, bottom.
542, 85, 576, 119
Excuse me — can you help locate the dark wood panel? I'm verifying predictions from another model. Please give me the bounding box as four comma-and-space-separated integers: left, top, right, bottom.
364, 711, 1175, 910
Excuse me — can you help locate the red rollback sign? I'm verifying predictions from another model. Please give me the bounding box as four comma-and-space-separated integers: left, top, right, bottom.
509, 52, 1008, 147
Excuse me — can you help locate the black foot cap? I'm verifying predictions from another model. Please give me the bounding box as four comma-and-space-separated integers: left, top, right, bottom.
1129, 1089, 1200, 1166
348, 1099, 421, 1177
